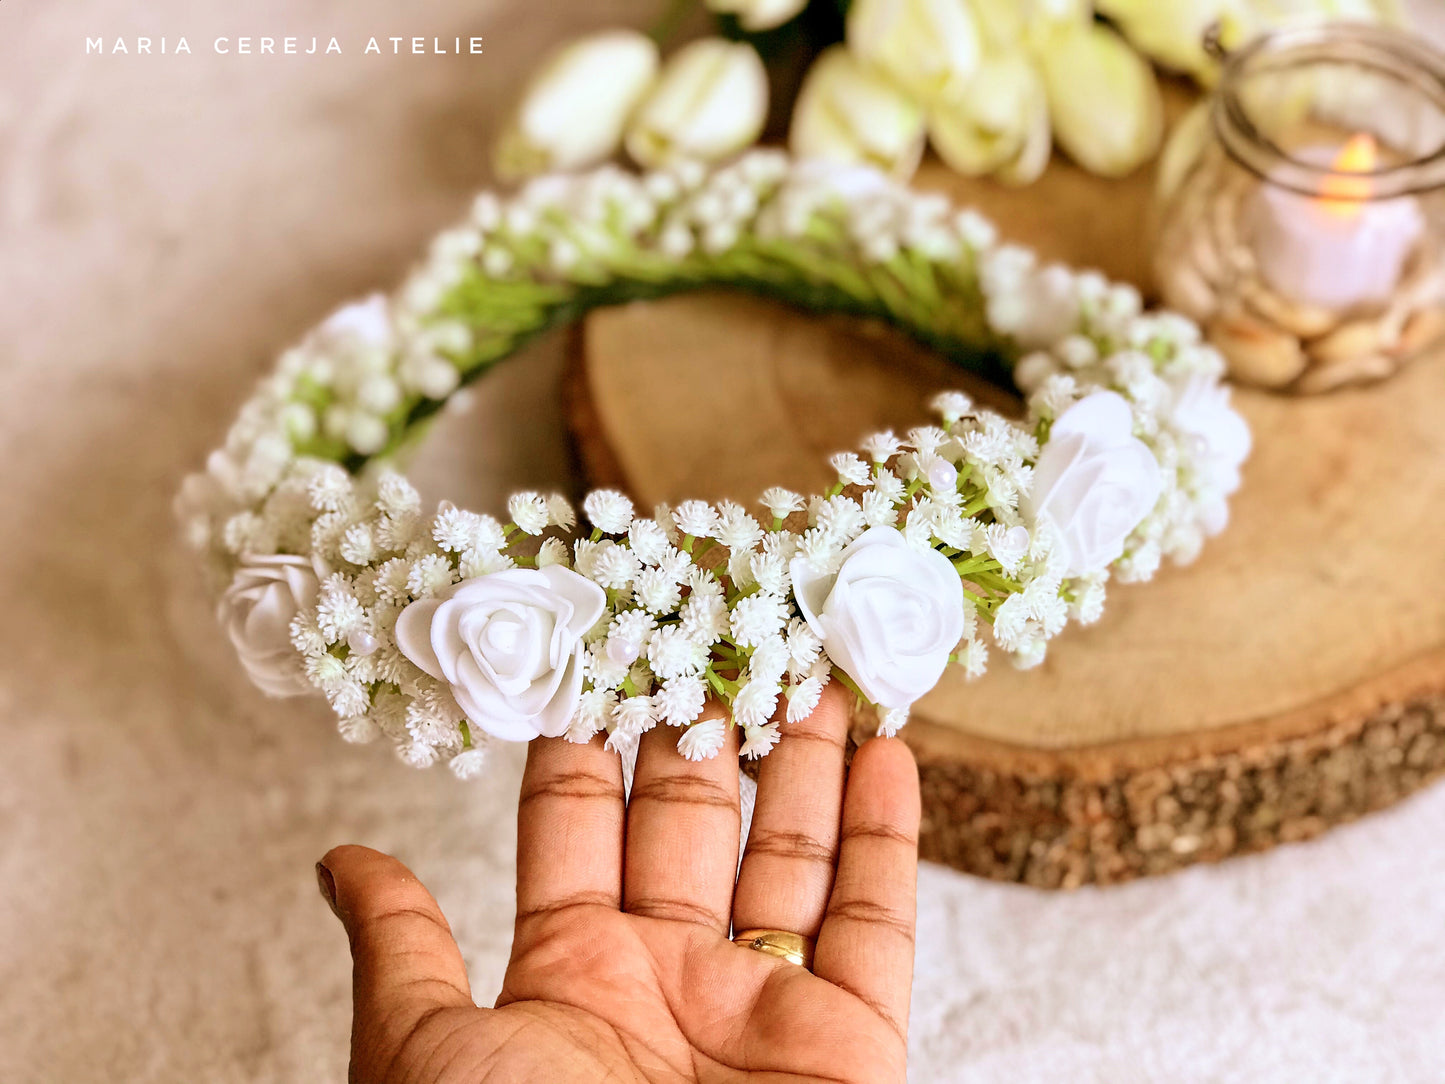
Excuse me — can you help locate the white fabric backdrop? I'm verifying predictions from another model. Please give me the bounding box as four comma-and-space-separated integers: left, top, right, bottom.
1, 1, 1442, 1080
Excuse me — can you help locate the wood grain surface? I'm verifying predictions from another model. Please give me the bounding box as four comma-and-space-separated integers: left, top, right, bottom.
569, 152, 1445, 884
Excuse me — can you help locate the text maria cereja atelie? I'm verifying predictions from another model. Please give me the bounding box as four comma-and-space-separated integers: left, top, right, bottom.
86, 36, 485, 57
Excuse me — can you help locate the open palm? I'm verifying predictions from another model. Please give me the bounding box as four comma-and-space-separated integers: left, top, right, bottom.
319, 684, 920, 1083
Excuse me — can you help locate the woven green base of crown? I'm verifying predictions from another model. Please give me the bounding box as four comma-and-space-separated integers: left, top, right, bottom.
908, 690, 1445, 889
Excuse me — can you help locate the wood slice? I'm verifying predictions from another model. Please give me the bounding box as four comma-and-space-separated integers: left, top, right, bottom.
563, 162, 1445, 887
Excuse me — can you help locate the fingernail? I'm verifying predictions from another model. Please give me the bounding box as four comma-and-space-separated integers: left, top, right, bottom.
315, 860, 341, 920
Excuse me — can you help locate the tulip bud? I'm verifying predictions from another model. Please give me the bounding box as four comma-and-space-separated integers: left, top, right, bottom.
845, 0, 981, 103
1094, 0, 1251, 84
789, 46, 927, 181
970, 0, 1091, 52
704, 0, 810, 32
493, 30, 659, 181
993, 95, 1053, 186
1038, 23, 1163, 178
624, 38, 769, 169
928, 52, 1050, 185
1154, 100, 1210, 207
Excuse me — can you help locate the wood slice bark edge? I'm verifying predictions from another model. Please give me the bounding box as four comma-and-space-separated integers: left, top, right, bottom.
563, 311, 1445, 887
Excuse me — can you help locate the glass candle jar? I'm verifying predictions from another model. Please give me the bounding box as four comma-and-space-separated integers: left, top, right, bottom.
1153, 23, 1445, 393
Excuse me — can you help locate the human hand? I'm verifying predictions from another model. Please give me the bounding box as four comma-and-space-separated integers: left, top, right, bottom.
317, 683, 920, 1083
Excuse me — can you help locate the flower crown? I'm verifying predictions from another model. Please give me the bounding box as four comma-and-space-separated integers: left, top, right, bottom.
177, 151, 1250, 778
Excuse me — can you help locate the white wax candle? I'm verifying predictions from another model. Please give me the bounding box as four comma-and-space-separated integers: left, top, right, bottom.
1248, 141, 1424, 310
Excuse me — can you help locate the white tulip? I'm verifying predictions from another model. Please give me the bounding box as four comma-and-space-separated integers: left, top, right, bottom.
705, 0, 810, 32
1099, 0, 1391, 86
1154, 100, 1211, 208
993, 97, 1053, 185
494, 30, 658, 181
1038, 22, 1163, 178
1024, 392, 1162, 577
624, 38, 768, 169
789, 46, 927, 181
1094, 0, 1249, 83
846, 0, 981, 102
1256, 0, 1396, 19
967, 0, 1027, 50
969, 0, 1091, 52
394, 566, 607, 742
790, 527, 965, 710
928, 52, 1051, 184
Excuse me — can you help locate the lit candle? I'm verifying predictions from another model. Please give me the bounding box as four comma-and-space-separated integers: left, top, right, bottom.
1248, 134, 1424, 310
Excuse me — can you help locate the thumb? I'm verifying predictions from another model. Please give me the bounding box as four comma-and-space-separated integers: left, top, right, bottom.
317, 845, 473, 1060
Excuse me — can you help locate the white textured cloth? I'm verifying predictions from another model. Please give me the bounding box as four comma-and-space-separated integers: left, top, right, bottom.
910, 792, 1445, 1082
2, 1, 1444, 1081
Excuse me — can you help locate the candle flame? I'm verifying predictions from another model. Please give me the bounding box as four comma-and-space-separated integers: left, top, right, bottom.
1317, 133, 1378, 220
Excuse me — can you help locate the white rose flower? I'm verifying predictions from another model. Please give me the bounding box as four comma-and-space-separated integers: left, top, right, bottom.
1024, 391, 1163, 577
1168, 373, 1251, 535
625, 38, 768, 169
1169, 373, 1251, 495
394, 566, 607, 742
219, 555, 323, 697
790, 526, 964, 710
493, 30, 660, 181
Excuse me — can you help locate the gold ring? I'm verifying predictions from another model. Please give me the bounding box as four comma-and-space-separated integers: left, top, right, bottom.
732, 928, 814, 969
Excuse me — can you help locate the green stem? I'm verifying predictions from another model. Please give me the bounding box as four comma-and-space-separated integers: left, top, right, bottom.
319, 199, 1020, 473
704, 666, 739, 699
963, 587, 1000, 614
951, 554, 1000, 577
830, 667, 865, 707
969, 570, 1021, 593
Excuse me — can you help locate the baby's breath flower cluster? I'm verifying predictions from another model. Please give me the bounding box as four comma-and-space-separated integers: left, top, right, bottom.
179, 151, 1248, 779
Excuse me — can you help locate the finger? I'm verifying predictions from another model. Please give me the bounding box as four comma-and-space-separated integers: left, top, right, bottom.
317, 845, 472, 1048
812, 737, 920, 1041
732, 682, 850, 939
624, 705, 741, 933
515, 733, 626, 935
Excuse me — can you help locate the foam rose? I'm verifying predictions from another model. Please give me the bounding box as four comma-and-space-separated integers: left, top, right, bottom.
790, 527, 965, 710
394, 566, 607, 742
219, 555, 322, 697
1025, 391, 1162, 576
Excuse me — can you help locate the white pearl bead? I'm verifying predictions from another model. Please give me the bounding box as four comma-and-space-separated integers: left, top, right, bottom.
348, 630, 380, 656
